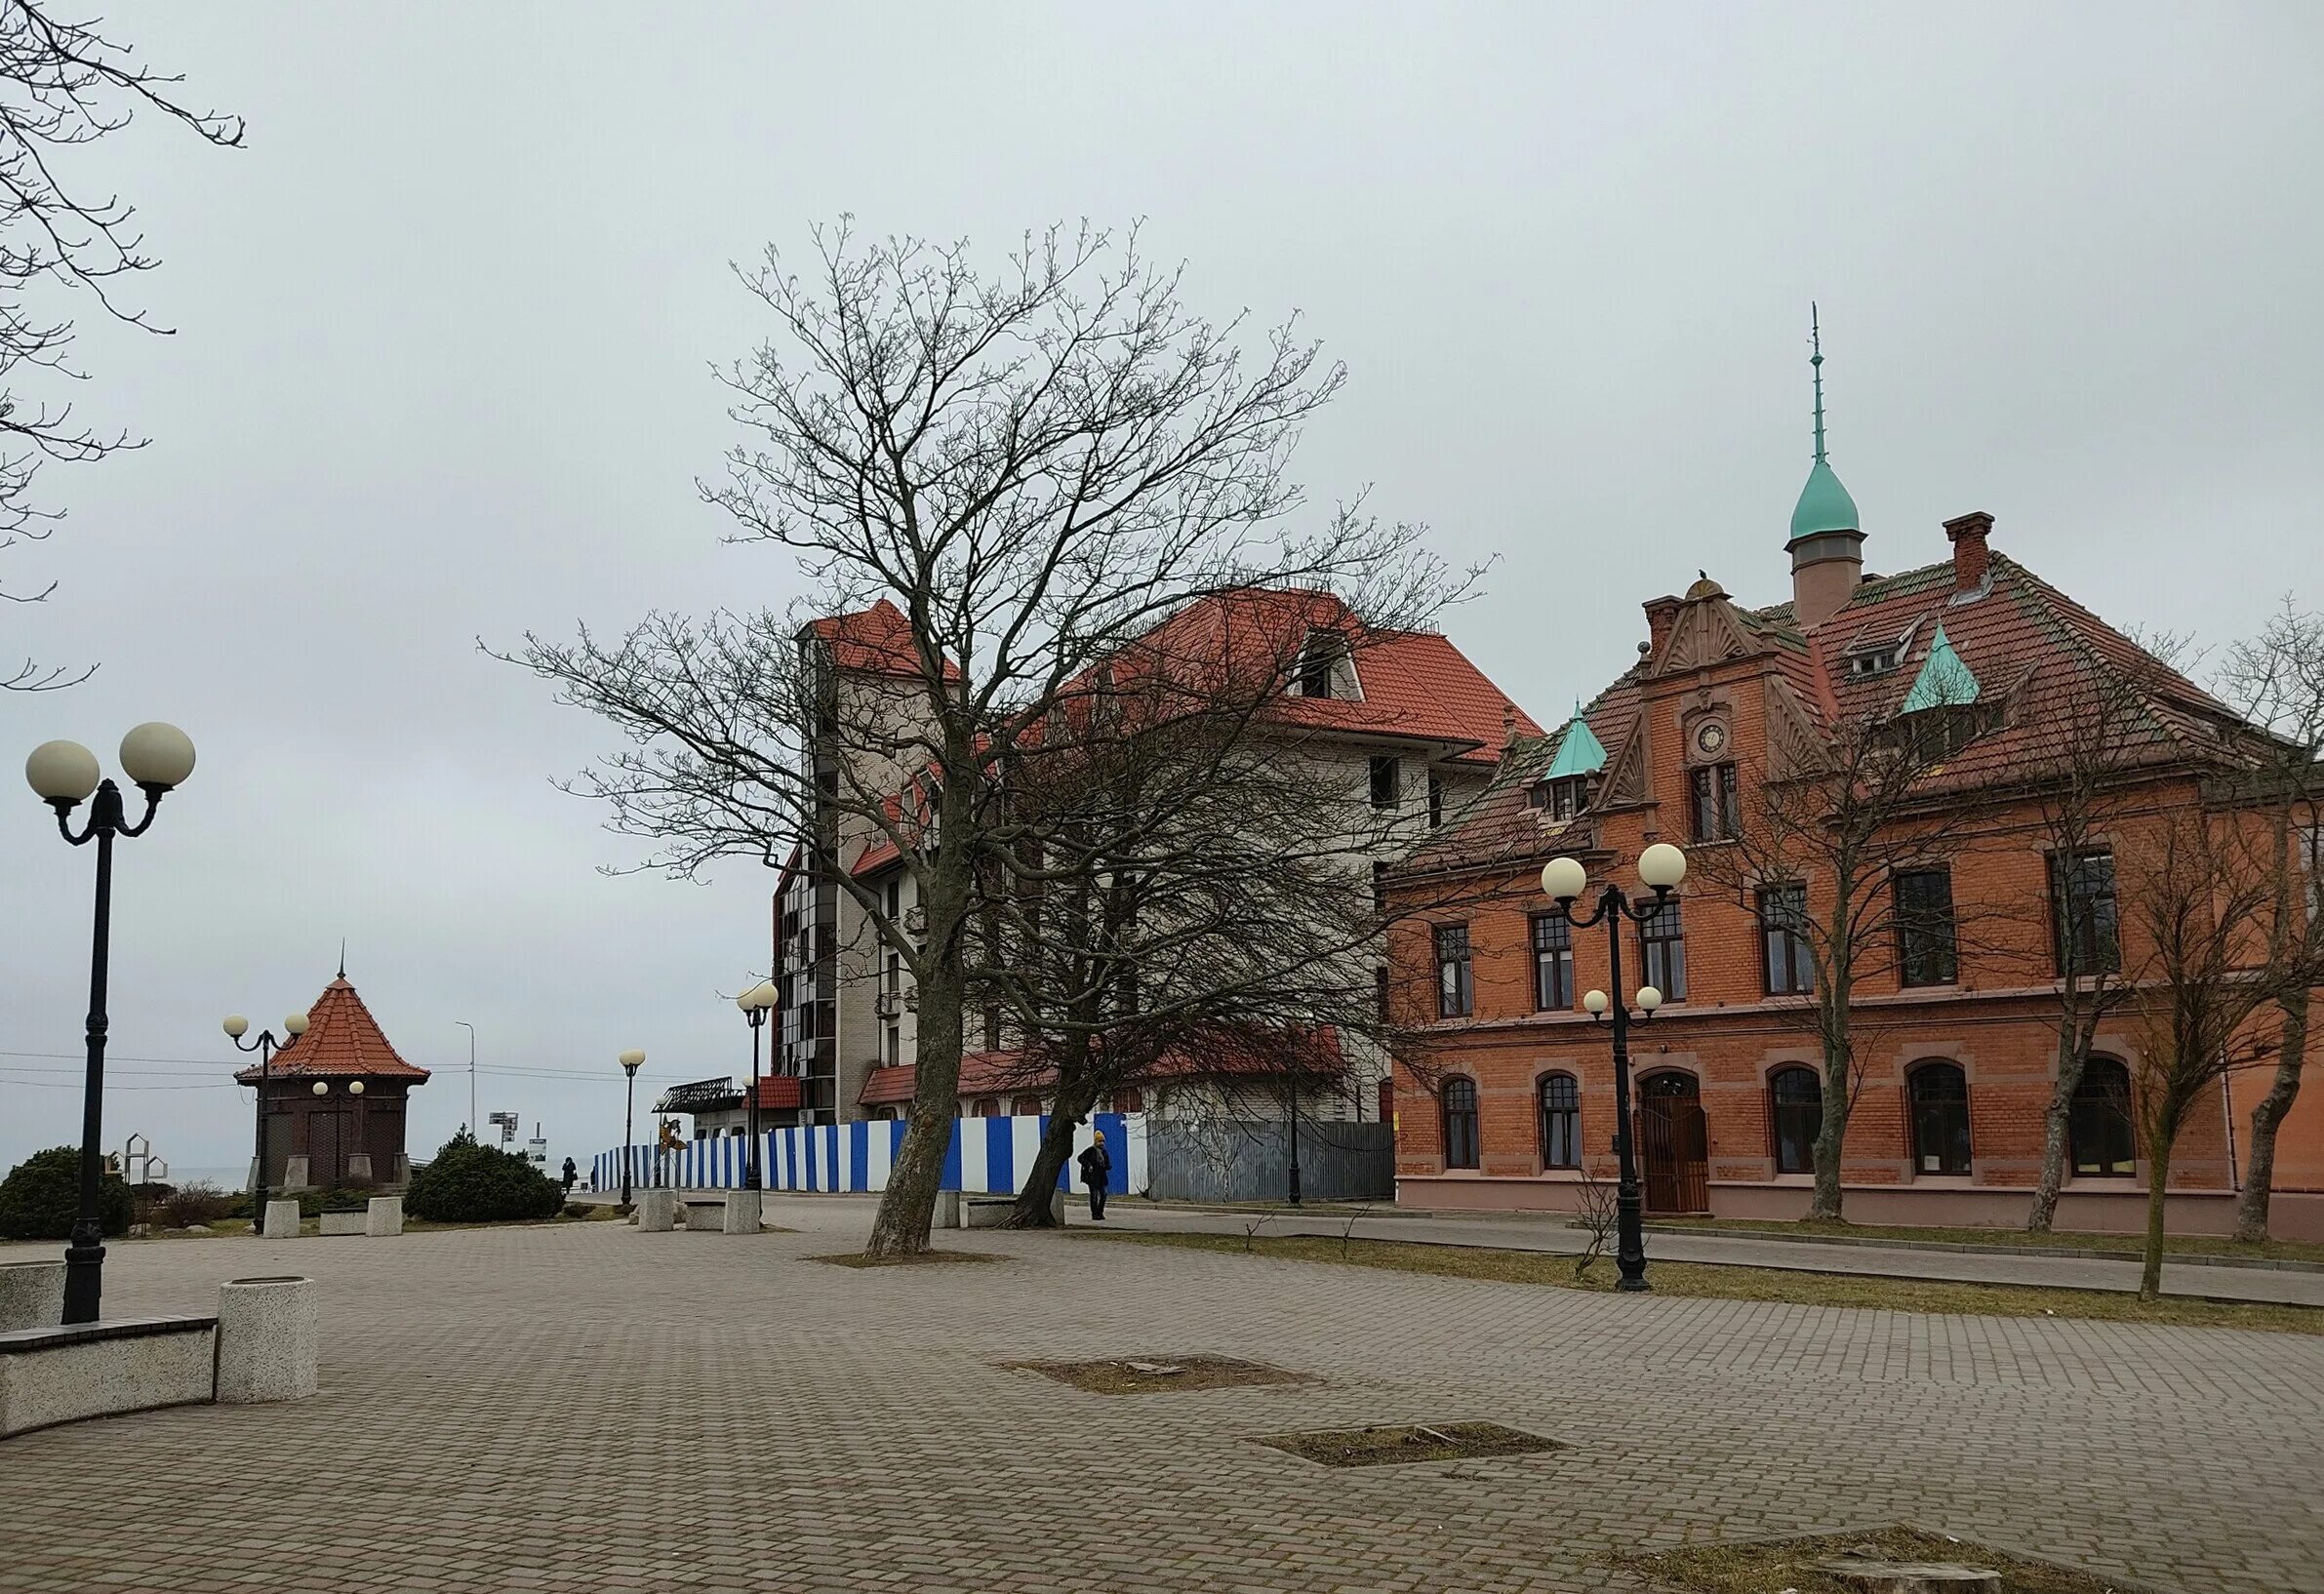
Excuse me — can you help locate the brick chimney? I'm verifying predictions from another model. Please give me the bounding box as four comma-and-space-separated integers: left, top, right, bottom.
1642, 595, 1682, 665
1943, 511, 1993, 594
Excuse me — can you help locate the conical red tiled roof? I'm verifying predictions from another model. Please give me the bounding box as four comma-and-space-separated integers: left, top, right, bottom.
233, 977, 431, 1083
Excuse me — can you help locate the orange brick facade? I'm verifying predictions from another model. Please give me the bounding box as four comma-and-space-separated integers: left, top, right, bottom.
1385, 524, 2324, 1241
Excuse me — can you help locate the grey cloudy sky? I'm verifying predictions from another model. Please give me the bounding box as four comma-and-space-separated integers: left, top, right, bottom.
3, 2, 2318, 1175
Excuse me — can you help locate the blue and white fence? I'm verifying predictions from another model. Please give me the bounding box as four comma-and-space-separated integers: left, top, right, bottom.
592, 1111, 1147, 1199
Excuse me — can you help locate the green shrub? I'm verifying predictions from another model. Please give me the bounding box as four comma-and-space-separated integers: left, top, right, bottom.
405, 1131, 563, 1223
154, 1181, 236, 1227
0, 1147, 135, 1241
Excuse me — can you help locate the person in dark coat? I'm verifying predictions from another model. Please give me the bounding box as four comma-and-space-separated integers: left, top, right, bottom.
1076, 1130, 1111, 1220
560, 1157, 579, 1198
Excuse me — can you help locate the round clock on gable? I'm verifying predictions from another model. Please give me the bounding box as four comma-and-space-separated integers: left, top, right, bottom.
1693, 720, 1728, 759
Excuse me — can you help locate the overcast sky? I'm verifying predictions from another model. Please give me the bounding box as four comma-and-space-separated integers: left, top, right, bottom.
2, 3, 2318, 1176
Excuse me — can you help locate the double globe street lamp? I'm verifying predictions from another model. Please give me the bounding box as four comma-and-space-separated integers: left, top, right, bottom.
24, 723, 197, 1324
224, 1009, 310, 1230
738, 981, 777, 1190
1538, 840, 1688, 1295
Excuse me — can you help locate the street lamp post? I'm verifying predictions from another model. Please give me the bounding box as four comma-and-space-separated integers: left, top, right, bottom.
1539, 841, 1688, 1295
1285, 1073, 1302, 1207
455, 1020, 476, 1136
225, 1009, 310, 1228
618, 1050, 645, 1207
739, 983, 776, 1190
25, 723, 197, 1324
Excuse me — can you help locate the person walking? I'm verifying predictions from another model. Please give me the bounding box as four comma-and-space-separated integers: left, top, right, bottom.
560, 1157, 579, 1199
1076, 1130, 1111, 1221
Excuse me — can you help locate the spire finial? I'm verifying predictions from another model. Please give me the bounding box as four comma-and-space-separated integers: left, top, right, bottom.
338, 938, 346, 980
1810, 302, 1827, 465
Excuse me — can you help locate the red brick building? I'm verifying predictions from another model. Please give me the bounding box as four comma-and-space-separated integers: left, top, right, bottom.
1385, 356, 2322, 1240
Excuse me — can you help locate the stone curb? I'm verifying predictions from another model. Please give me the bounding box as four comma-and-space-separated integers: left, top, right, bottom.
1628, 1220, 2324, 1274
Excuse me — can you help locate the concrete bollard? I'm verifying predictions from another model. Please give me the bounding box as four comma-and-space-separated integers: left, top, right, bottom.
722, 1189, 763, 1234
0, 1261, 64, 1333
365, 1196, 404, 1237
261, 1199, 301, 1239
932, 1190, 961, 1229
214, 1276, 319, 1404
637, 1189, 676, 1232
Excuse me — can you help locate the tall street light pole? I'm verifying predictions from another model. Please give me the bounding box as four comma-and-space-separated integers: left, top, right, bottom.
1540, 841, 1688, 1294
456, 1020, 477, 1136
618, 1050, 645, 1207
225, 1009, 310, 1227
739, 983, 776, 1189
25, 723, 197, 1324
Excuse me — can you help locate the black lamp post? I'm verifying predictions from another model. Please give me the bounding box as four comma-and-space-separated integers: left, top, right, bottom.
1285, 1073, 1302, 1207
738, 981, 775, 1189
618, 1049, 645, 1206
1539, 841, 1689, 1294
24, 723, 196, 1325
225, 1008, 311, 1229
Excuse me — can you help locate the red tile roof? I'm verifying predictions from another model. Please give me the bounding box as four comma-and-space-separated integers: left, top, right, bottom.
755, 1075, 803, 1111
1399, 543, 2276, 879
233, 977, 430, 1084
806, 599, 961, 680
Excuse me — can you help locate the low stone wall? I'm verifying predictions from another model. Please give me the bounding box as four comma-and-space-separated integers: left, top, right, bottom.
0, 1317, 217, 1438
0, 1261, 64, 1333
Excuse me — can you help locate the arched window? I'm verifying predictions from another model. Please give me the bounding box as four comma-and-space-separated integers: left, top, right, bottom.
1442, 1077, 1480, 1170
1538, 1073, 1580, 1170
1907, 1062, 1972, 1176
1011, 1094, 1043, 1118
1111, 1087, 1144, 1114
1768, 1066, 1822, 1176
970, 1097, 999, 1118
2069, 1056, 2136, 1177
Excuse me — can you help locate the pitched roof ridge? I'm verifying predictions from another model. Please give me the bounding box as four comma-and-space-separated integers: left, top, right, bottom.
1991, 552, 2193, 752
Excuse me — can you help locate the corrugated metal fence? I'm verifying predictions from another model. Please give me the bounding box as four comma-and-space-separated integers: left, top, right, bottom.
1142, 1120, 1393, 1204
593, 1111, 1146, 1197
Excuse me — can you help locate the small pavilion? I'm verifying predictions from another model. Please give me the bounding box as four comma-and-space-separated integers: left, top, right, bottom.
235, 973, 430, 1190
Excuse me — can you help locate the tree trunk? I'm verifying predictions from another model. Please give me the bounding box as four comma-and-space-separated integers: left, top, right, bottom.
1005, 1072, 1104, 1228
2025, 1029, 2089, 1233
1808, 1041, 1849, 1221
2139, 1136, 2173, 1302
2233, 987, 2310, 1243
865, 882, 969, 1258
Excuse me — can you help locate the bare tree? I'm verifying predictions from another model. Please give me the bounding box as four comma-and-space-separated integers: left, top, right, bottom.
1689, 704, 2005, 1221
2116, 802, 2316, 1298
506, 221, 1446, 1255
2218, 599, 2324, 1243
0, 4, 241, 689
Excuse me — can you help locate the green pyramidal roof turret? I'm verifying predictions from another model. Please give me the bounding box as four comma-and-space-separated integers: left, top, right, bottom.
1899, 624, 1980, 712
1788, 304, 1861, 544
1543, 706, 1607, 778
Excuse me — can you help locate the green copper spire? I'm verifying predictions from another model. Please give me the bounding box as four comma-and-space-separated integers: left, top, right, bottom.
1788, 303, 1861, 544
1899, 624, 1981, 713
1543, 702, 1607, 778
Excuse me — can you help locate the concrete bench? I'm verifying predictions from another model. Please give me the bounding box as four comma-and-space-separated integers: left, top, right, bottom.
0, 1316, 217, 1438
679, 1197, 726, 1230
0, 1261, 64, 1333
960, 1190, 1065, 1228
318, 1211, 367, 1237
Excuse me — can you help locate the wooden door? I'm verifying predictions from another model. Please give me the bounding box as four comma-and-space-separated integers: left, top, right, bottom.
1636, 1072, 1708, 1214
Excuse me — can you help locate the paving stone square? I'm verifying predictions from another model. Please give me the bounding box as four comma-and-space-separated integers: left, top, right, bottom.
0, 1196, 2316, 1593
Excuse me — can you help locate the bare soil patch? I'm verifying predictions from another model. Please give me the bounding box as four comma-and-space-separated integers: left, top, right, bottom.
1620, 1525, 2140, 1593
1255, 1421, 1561, 1467
1007, 1355, 1311, 1394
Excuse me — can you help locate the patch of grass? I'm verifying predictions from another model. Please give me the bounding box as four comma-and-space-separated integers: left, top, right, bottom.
1007, 1356, 1311, 1394
1620, 1524, 2129, 1594
1650, 1215, 2324, 1267
810, 1249, 999, 1268
1085, 1231, 2324, 1336
1256, 1421, 1560, 1467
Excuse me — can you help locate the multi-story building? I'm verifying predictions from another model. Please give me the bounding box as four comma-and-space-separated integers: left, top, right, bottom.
770, 590, 1541, 1127
1384, 357, 2323, 1240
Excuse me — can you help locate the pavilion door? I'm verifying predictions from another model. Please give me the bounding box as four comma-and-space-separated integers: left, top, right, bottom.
1636, 1072, 1707, 1214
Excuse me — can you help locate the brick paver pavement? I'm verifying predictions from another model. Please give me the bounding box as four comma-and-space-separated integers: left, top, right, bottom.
1, 1198, 2316, 1593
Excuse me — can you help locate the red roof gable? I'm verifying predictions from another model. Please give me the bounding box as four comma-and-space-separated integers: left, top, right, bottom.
233, 977, 430, 1084
806, 599, 961, 680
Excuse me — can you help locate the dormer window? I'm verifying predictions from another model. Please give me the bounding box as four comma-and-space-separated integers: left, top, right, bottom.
1850, 648, 1902, 677
1529, 775, 1596, 820
1296, 629, 1351, 699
